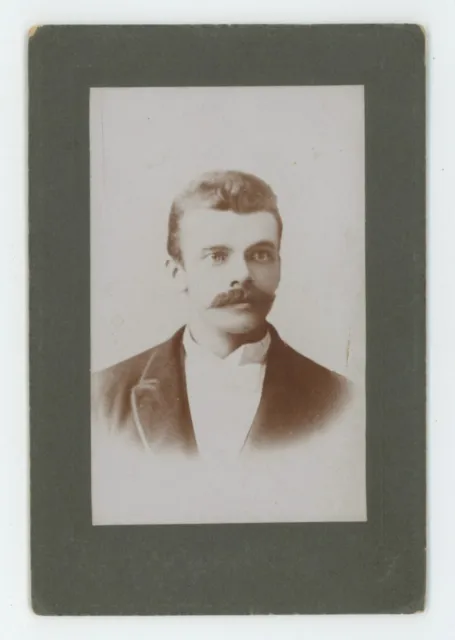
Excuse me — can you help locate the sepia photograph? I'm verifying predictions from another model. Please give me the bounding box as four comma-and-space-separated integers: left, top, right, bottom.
90, 86, 366, 525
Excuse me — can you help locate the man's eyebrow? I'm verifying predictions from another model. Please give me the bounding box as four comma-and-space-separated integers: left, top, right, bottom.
200, 244, 231, 254
246, 240, 278, 251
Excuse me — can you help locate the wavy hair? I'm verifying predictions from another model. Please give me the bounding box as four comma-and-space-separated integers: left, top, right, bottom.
167, 170, 282, 263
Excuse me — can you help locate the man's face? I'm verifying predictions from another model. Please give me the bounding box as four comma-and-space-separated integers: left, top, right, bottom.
176, 207, 281, 334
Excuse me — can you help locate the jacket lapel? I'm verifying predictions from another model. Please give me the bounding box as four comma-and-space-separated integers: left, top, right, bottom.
130, 329, 197, 453
247, 325, 339, 448
246, 327, 292, 447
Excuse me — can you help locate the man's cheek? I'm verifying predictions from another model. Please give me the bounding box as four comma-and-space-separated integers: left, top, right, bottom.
254, 266, 280, 292
188, 277, 215, 305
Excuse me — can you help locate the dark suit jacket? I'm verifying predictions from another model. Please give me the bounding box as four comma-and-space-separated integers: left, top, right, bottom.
91, 324, 350, 454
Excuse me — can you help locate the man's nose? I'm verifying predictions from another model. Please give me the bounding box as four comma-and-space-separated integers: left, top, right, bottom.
229, 255, 251, 288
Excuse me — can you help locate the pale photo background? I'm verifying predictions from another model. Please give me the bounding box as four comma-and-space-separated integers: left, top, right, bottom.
90, 86, 366, 524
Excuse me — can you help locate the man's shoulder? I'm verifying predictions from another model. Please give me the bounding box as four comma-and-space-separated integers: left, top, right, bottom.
92, 340, 166, 386
281, 339, 346, 382
91, 331, 181, 420
271, 330, 351, 411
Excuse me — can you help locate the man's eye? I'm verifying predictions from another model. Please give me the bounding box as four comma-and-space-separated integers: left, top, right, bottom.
251, 250, 273, 262
210, 251, 228, 264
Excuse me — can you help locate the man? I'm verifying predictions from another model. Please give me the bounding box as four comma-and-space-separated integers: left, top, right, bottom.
92, 170, 350, 457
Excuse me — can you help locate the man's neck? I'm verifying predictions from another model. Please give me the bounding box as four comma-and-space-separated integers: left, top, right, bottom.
187, 317, 269, 359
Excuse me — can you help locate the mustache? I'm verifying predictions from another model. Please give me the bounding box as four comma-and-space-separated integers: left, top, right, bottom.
210, 287, 275, 309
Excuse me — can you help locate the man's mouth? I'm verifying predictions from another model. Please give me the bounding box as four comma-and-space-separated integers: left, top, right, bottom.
226, 300, 254, 309
210, 288, 275, 310
212, 293, 255, 308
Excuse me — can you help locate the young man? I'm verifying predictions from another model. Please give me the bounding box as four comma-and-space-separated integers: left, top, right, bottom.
91, 170, 349, 457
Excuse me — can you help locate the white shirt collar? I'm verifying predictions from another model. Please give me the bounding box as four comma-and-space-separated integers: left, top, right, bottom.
183, 326, 271, 367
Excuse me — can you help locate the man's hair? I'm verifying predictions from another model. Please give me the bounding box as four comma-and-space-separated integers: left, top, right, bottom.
167, 170, 282, 263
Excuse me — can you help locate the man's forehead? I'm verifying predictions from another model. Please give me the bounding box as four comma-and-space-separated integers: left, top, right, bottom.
180, 207, 280, 247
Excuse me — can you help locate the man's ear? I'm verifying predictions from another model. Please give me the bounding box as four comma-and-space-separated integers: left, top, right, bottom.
165, 258, 188, 293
